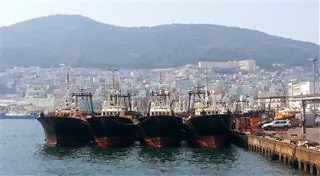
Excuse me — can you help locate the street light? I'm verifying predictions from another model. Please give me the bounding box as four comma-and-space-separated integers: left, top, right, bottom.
302, 58, 318, 134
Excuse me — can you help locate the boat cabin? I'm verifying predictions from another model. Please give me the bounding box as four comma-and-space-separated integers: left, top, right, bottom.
101, 100, 125, 116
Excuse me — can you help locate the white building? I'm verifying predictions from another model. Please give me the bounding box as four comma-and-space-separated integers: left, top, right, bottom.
238, 60, 256, 72
288, 81, 320, 109
198, 61, 239, 69
24, 85, 55, 112
198, 59, 257, 73
288, 81, 319, 96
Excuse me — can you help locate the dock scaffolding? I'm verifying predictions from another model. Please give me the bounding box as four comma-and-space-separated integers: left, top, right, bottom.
258, 94, 320, 134
290, 94, 320, 134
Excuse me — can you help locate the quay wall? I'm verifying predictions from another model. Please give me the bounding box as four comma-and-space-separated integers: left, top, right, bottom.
233, 133, 320, 175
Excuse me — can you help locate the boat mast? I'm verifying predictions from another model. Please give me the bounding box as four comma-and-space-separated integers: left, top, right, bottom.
64, 66, 71, 108
109, 69, 119, 105
204, 69, 209, 108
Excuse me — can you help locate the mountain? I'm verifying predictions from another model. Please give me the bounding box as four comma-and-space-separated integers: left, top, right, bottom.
1, 15, 319, 69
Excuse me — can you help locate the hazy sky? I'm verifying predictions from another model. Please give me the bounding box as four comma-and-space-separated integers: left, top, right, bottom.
0, 0, 319, 44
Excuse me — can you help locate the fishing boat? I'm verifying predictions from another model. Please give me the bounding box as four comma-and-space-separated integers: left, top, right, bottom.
37, 92, 94, 147
139, 89, 183, 147
88, 91, 139, 148
186, 77, 232, 148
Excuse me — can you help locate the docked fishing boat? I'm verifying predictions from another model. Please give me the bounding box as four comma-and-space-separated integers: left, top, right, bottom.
186, 86, 232, 148
139, 90, 183, 148
37, 92, 94, 147
88, 92, 139, 148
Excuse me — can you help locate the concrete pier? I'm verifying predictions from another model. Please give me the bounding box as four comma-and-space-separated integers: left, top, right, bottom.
233, 132, 320, 175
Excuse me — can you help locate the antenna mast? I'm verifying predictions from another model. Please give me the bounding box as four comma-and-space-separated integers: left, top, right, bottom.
204, 69, 209, 107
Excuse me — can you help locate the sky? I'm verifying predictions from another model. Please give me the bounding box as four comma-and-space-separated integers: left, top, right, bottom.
0, 0, 319, 44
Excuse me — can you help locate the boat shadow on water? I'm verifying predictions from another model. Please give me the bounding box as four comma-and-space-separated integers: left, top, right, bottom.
138, 146, 181, 163
88, 146, 133, 160
189, 146, 237, 164
39, 144, 90, 159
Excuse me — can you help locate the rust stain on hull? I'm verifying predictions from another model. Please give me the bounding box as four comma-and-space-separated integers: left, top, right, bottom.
45, 134, 91, 147
95, 137, 134, 148
144, 137, 180, 148
194, 135, 230, 148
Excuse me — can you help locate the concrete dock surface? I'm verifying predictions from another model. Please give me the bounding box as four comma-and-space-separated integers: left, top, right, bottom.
265, 127, 320, 143
234, 127, 320, 175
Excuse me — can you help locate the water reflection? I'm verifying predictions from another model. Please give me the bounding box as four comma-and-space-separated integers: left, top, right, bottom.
138, 147, 181, 163
1, 119, 302, 175
88, 146, 132, 160
39, 144, 84, 159
189, 146, 237, 164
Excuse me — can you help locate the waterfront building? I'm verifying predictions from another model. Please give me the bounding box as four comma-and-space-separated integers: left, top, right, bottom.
24, 84, 55, 112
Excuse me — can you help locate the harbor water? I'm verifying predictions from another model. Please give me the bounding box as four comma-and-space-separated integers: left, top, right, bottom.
0, 120, 302, 175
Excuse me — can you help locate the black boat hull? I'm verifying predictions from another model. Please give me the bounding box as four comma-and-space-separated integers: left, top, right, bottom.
87, 116, 137, 148
186, 114, 232, 148
37, 116, 94, 147
139, 116, 183, 147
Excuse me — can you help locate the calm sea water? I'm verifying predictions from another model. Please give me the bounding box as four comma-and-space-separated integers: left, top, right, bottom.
0, 120, 302, 175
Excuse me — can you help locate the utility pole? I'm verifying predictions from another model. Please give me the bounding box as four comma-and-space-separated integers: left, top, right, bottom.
307, 58, 317, 135
309, 58, 317, 95
302, 100, 306, 134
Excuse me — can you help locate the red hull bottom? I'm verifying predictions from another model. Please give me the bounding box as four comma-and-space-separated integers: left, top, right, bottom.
46, 135, 91, 147
46, 135, 58, 147
144, 137, 180, 148
194, 135, 230, 148
95, 137, 134, 148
